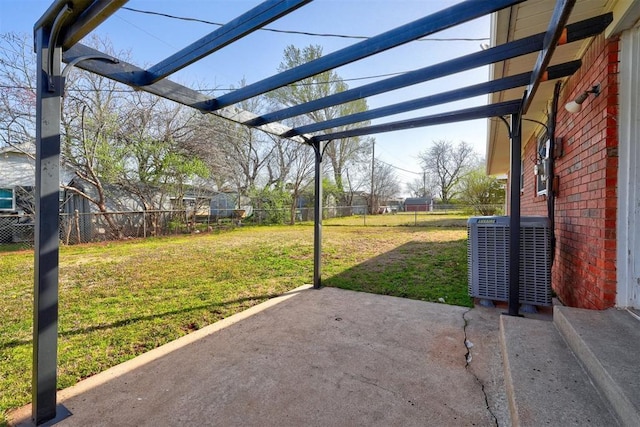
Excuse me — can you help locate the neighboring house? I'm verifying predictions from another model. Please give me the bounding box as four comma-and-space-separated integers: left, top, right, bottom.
0, 143, 214, 242
0, 143, 75, 213
0, 142, 203, 213
0, 143, 140, 214
0, 144, 78, 242
383, 198, 404, 213
404, 197, 432, 212
487, 1, 640, 310
0, 144, 32, 213
170, 187, 216, 217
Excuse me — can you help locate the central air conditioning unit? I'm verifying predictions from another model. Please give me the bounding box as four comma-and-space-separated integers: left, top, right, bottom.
467, 216, 552, 306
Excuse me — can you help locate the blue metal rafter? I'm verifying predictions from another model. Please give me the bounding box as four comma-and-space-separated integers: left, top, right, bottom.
281, 60, 581, 137
245, 13, 612, 129
209, 0, 525, 110
523, 0, 576, 112
144, 0, 312, 84
63, 13, 610, 140
311, 100, 522, 142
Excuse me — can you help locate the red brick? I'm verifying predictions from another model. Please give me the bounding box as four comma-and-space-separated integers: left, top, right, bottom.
541, 34, 620, 310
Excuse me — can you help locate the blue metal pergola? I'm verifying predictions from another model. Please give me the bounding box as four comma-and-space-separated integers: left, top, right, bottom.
31, 0, 611, 424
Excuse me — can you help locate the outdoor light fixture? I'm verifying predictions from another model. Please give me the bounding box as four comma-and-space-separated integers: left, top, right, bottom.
564, 83, 600, 113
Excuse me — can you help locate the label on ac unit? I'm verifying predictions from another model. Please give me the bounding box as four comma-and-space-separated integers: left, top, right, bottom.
476, 218, 497, 224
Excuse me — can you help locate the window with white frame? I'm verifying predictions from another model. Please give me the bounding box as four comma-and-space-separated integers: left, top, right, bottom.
536, 136, 550, 196
0, 188, 15, 211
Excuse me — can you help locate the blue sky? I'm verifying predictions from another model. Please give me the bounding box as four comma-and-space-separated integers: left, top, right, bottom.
1, 0, 492, 188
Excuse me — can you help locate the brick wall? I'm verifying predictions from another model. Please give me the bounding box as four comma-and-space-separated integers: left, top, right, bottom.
519, 34, 619, 309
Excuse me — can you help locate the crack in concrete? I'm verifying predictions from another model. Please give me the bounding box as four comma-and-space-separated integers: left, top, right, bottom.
346, 372, 399, 397
462, 308, 499, 427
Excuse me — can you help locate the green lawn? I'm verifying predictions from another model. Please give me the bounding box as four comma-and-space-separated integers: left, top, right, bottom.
0, 219, 470, 424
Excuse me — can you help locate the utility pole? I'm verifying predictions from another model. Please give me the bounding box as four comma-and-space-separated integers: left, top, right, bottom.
422, 171, 427, 198
370, 140, 375, 214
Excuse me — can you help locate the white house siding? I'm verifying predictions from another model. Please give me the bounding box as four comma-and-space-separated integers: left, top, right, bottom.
0, 152, 36, 188
0, 150, 75, 188
616, 25, 640, 310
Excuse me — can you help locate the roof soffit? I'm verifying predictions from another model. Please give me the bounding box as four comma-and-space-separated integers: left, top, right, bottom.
487, 0, 616, 175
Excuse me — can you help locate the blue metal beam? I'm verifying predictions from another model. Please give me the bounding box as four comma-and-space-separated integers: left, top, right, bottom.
523, 0, 576, 113
245, 14, 612, 128
63, 43, 304, 142
211, 0, 525, 110
282, 60, 581, 137
311, 100, 522, 142
60, 0, 129, 49
34, 0, 92, 36
144, 0, 311, 85
64, 43, 218, 109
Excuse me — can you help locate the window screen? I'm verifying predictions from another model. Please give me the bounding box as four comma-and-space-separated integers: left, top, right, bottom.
0, 188, 14, 210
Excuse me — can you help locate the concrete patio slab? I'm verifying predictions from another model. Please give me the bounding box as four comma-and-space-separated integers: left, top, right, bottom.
10, 286, 505, 426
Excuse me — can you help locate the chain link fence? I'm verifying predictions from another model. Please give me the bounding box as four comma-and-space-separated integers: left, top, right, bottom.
0, 204, 503, 249
0, 213, 33, 250
0, 210, 194, 250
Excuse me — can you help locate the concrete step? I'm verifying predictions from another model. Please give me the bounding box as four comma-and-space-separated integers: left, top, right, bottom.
500, 314, 618, 426
554, 306, 640, 426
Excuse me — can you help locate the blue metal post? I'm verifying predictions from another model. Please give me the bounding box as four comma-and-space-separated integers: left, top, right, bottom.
33, 26, 61, 425
508, 112, 522, 316
312, 141, 323, 289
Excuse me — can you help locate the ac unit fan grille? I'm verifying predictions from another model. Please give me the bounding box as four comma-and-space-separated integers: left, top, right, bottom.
468, 216, 552, 306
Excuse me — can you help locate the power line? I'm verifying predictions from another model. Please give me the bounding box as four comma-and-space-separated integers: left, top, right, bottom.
114, 14, 179, 50
0, 67, 409, 92
121, 7, 489, 42
280, 71, 406, 86
375, 158, 422, 175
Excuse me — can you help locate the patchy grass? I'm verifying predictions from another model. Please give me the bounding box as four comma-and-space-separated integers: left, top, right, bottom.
0, 218, 470, 423
323, 211, 469, 227
322, 226, 470, 306
0, 242, 31, 253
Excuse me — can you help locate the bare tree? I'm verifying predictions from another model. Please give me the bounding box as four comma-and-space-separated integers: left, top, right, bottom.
418, 140, 478, 204
405, 175, 436, 199
278, 137, 315, 224
188, 81, 276, 198
268, 45, 373, 197
59, 38, 135, 236
0, 33, 37, 148
192, 112, 273, 195
369, 160, 401, 213
183, 113, 234, 192
116, 91, 209, 214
